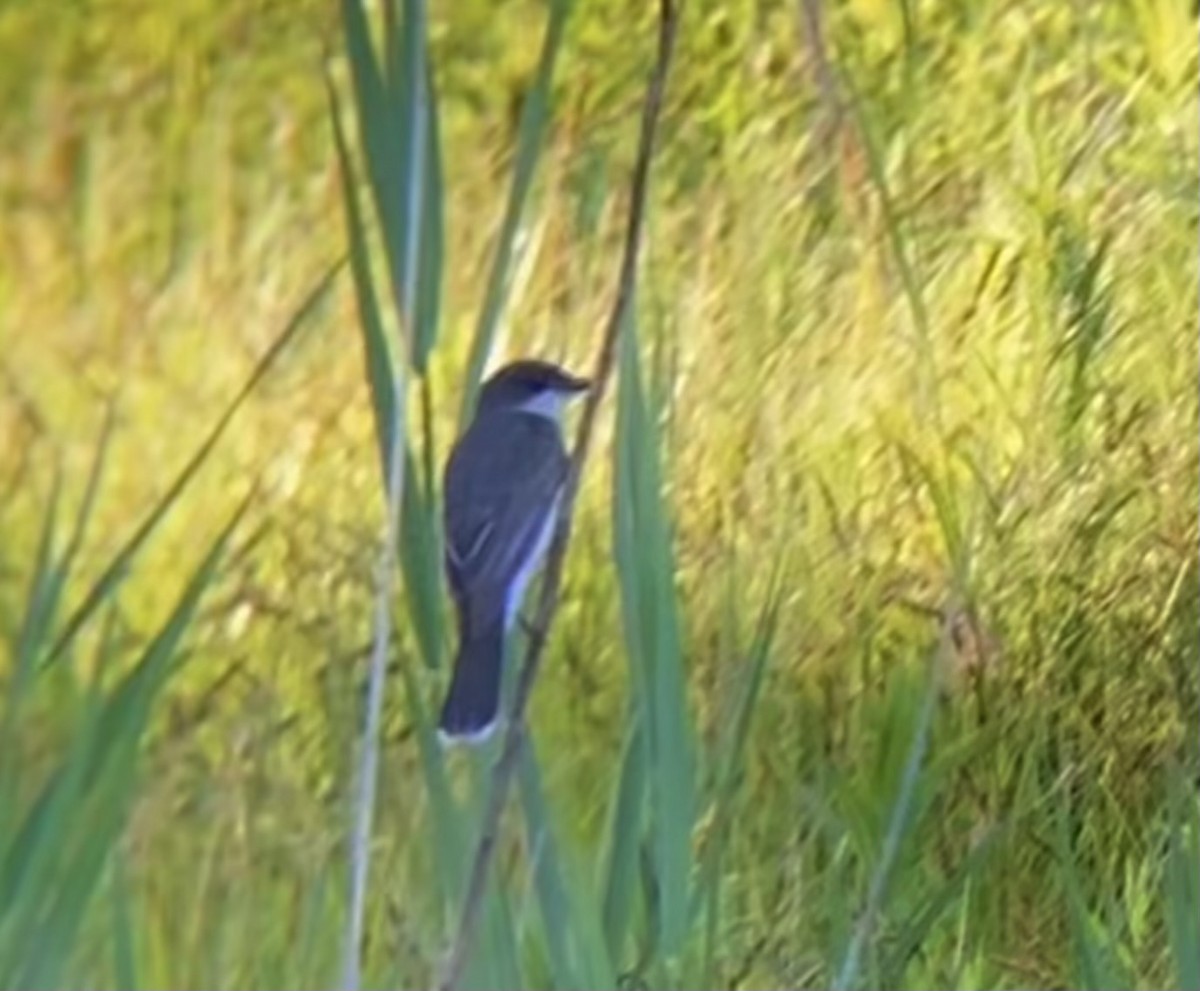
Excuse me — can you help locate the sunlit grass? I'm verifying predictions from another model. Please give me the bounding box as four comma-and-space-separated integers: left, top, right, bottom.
0, 0, 1197, 987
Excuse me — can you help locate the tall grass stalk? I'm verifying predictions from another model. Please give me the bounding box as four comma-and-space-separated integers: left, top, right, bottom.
0, 261, 339, 986
340, 364, 404, 991
456, 0, 574, 426
435, 3, 681, 987
45, 262, 343, 669
334, 0, 431, 986
832, 649, 939, 991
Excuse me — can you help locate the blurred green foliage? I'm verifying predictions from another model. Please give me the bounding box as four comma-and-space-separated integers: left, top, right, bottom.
0, 0, 1197, 987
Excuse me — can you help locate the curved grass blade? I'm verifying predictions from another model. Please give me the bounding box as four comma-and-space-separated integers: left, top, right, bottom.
517, 740, 576, 989
692, 573, 783, 980
563, 852, 618, 991
1054, 797, 1129, 990
413, 57, 444, 373
1165, 762, 1200, 991
894, 442, 967, 588
601, 715, 647, 965
108, 851, 138, 991
838, 73, 940, 429
879, 825, 1001, 984
613, 319, 694, 957
6, 399, 115, 732
5, 466, 61, 726
0, 494, 249, 989
45, 263, 340, 668
387, 0, 442, 373
341, 0, 442, 369
340, 0, 404, 328
334, 47, 438, 681
399, 661, 462, 917
331, 66, 443, 671
329, 71, 396, 484
833, 657, 940, 991
399, 440, 444, 670
457, 0, 574, 427
461, 755, 522, 991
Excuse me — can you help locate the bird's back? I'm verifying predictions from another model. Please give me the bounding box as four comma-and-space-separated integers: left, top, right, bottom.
442, 411, 568, 618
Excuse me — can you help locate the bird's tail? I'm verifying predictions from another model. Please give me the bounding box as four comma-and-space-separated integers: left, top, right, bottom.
438, 616, 506, 745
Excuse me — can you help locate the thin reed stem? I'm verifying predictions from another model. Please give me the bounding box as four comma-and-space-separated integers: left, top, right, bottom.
432, 3, 681, 988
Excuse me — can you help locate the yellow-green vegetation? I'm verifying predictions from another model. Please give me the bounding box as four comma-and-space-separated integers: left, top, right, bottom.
0, 0, 1197, 987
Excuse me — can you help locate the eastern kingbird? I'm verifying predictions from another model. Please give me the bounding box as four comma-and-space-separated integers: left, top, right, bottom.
438, 359, 590, 744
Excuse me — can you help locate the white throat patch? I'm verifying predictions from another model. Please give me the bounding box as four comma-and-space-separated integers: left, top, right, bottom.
516, 390, 568, 420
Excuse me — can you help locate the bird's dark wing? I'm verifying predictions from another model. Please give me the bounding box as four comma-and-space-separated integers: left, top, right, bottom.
443, 412, 567, 607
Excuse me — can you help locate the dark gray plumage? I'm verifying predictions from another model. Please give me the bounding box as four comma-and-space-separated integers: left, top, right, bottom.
438, 360, 588, 743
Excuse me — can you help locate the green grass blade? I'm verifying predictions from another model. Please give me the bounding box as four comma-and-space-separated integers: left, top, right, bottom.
340, 0, 390, 207
399, 661, 462, 917
734, 570, 781, 718
457, 0, 573, 427
292, 860, 333, 986
387, 0, 441, 372
329, 71, 397, 486
412, 56, 444, 374
7, 402, 114, 717
6, 466, 61, 718
1055, 797, 1128, 990
109, 852, 138, 991
334, 53, 442, 673
395, 0, 425, 330
612, 327, 655, 711
399, 440, 443, 671
692, 574, 782, 978
613, 320, 695, 957
1046, 218, 1116, 440
59, 399, 116, 581
0, 721, 93, 947
1, 406, 117, 840
402, 667, 528, 991
880, 825, 1001, 983
477, 883, 522, 991
601, 716, 647, 965
833, 663, 939, 991
839, 74, 939, 428
710, 570, 783, 813
0, 605, 119, 934
894, 442, 967, 587
340, 0, 404, 324
342, 0, 440, 368
1165, 764, 1199, 991
335, 1, 421, 983
517, 741, 577, 989
563, 856, 618, 991
45, 264, 339, 667
456, 755, 523, 991
0, 495, 247, 989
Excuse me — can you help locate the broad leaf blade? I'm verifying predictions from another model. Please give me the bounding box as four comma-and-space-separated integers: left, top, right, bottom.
458, 0, 573, 426
613, 320, 695, 958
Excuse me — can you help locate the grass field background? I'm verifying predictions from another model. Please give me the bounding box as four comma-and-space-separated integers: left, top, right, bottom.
0, 0, 1197, 987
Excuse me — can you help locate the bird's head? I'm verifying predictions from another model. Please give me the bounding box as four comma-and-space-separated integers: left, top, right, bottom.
476, 359, 590, 419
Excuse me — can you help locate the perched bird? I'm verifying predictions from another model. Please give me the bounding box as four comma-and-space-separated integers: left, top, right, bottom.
438, 359, 590, 744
